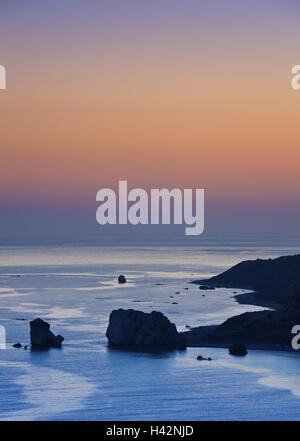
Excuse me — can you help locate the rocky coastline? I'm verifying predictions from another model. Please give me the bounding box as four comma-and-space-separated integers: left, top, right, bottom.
185, 254, 300, 352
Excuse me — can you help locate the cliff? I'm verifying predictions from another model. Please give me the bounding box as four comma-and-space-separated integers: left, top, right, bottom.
187, 254, 300, 350
193, 254, 300, 307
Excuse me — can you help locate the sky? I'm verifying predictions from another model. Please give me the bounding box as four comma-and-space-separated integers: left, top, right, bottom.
0, 0, 300, 244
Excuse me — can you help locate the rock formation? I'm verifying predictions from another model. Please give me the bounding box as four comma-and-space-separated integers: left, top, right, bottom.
197, 355, 212, 361
30, 318, 64, 348
106, 309, 186, 349
118, 275, 126, 284
13, 343, 22, 348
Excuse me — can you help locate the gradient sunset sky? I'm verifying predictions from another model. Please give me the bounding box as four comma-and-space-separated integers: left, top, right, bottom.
1, 0, 300, 243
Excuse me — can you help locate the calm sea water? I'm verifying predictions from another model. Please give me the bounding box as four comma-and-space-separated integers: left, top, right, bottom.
0, 245, 299, 421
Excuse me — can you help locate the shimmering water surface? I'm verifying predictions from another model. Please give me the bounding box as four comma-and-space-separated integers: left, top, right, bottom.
0, 246, 299, 420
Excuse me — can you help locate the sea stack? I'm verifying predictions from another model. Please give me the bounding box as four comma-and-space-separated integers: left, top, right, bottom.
30, 318, 64, 348
106, 308, 186, 349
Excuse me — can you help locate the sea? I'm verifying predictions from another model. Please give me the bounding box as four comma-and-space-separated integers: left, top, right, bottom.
0, 242, 299, 421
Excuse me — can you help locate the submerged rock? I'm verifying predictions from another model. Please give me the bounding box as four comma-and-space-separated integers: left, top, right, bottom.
13, 343, 22, 348
199, 285, 215, 290
106, 309, 186, 349
30, 318, 64, 348
229, 343, 247, 356
118, 275, 126, 284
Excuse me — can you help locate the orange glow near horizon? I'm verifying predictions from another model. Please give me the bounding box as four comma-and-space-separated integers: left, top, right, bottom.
1, 0, 300, 209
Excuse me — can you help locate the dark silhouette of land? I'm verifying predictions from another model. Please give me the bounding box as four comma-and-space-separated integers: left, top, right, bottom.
185, 255, 300, 351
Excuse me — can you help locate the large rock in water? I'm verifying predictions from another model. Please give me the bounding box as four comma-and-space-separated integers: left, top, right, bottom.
30, 318, 64, 348
106, 309, 186, 349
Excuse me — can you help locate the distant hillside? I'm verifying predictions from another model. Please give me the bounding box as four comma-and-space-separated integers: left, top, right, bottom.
193, 254, 300, 306
185, 308, 300, 349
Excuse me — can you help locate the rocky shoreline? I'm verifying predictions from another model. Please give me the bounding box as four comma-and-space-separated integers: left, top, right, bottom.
185, 254, 300, 352
10, 256, 300, 354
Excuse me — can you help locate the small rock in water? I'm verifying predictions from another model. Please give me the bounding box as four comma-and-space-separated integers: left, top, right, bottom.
184, 288, 189, 290
197, 354, 212, 361
118, 275, 126, 284
199, 285, 215, 290
13, 343, 22, 348
229, 343, 248, 356
172, 302, 178, 305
